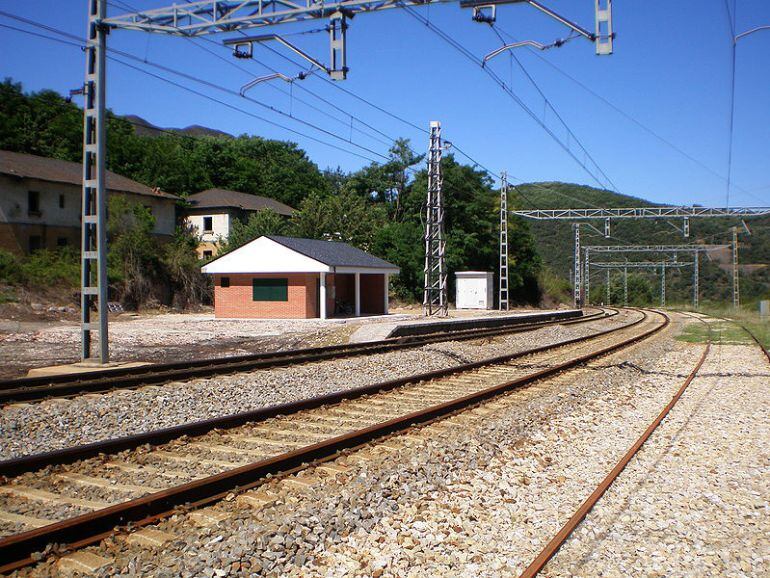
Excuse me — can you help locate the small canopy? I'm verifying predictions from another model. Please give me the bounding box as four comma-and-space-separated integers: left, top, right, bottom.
202, 235, 400, 275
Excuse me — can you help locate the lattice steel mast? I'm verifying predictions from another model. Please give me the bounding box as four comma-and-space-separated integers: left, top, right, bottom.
660, 262, 666, 307
623, 266, 628, 307
605, 268, 611, 305
732, 226, 740, 309
423, 121, 447, 317
584, 248, 590, 306
573, 224, 582, 308
499, 172, 509, 311
693, 251, 699, 309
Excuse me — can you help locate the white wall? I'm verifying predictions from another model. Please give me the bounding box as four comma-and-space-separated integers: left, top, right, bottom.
186, 211, 231, 243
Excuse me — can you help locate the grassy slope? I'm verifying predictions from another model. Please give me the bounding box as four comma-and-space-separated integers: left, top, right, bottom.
514, 182, 770, 305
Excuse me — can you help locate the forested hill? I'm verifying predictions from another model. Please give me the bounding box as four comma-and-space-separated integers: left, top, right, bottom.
513, 182, 770, 304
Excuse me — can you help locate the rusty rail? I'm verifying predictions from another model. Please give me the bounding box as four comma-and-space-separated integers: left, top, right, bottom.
0, 310, 665, 573
518, 310, 708, 577
0, 309, 604, 404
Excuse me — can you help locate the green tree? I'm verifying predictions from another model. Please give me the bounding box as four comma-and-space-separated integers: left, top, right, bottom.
291, 190, 387, 251
107, 196, 160, 308
162, 225, 212, 308
221, 209, 290, 253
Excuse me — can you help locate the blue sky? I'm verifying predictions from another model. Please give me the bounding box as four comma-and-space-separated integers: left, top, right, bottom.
1, 1, 769, 207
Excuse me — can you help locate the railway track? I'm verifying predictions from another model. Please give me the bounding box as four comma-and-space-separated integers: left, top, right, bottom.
0, 309, 609, 405
518, 310, 717, 577
0, 308, 663, 573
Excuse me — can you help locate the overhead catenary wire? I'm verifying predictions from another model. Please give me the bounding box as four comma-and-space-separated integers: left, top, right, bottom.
399, 4, 617, 193
0, 21, 387, 165
0, 10, 398, 164
492, 23, 767, 206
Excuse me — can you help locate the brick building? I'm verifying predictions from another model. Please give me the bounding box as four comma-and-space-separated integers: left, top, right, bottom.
0, 150, 180, 254
202, 236, 399, 319
183, 188, 294, 259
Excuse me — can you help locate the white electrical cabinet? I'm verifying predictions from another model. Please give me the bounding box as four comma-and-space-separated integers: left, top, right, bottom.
455, 271, 494, 309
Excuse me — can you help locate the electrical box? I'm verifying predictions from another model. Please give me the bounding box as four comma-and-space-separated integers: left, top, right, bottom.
455, 271, 494, 310
760, 300, 769, 319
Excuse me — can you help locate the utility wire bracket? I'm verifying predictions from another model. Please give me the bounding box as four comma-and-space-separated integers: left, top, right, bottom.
225, 13, 349, 80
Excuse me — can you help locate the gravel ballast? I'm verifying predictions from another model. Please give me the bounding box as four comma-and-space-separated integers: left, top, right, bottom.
0, 313, 631, 460
12, 313, 743, 577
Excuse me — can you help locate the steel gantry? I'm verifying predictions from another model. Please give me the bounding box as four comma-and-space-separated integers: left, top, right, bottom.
511, 207, 770, 238
583, 244, 731, 309
590, 261, 693, 308
82, 0, 612, 360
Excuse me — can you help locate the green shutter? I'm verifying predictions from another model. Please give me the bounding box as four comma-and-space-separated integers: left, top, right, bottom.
252, 278, 288, 301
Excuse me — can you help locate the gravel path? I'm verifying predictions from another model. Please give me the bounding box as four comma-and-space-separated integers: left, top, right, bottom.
0, 312, 631, 461
545, 340, 769, 577
11, 311, 691, 577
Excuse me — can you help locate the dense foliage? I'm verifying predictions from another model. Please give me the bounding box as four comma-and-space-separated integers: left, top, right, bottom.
517, 182, 770, 306
1, 79, 544, 307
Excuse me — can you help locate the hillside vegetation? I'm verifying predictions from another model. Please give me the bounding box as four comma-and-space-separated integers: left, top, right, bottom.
513, 182, 770, 307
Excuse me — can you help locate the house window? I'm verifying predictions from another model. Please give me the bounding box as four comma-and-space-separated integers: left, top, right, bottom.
202, 216, 213, 232
220, 277, 230, 288
59, 194, 65, 209
28, 235, 42, 252
253, 278, 288, 302
202, 250, 213, 259
28, 191, 41, 216
56, 237, 68, 247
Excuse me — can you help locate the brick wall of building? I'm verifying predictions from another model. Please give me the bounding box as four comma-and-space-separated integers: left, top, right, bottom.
213, 273, 318, 319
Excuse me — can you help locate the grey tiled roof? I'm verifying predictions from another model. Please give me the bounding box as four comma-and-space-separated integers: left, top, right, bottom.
188, 188, 294, 216
0, 150, 180, 200
267, 236, 398, 269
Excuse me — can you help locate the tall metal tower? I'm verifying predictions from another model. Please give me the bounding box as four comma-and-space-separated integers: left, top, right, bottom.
584, 249, 590, 306
81, 0, 109, 363
623, 266, 628, 307
499, 172, 509, 311
660, 261, 666, 307
605, 268, 611, 305
423, 121, 447, 317
693, 251, 699, 309
573, 224, 582, 308
732, 226, 740, 309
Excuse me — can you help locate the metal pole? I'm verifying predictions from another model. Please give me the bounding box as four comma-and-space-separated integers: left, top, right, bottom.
499, 172, 509, 311
623, 266, 628, 307
81, 0, 109, 363
605, 268, 610, 305
423, 121, 447, 317
732, 226, 740, 309
660, 262, 666, 308
584, 249, 590, 306
693, 250, 699, 309
573, 224, 581, 308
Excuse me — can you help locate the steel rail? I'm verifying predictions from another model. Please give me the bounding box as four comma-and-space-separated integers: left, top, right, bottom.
0, 309, 605, 405
0, 309, 625, 476
0, 310, 667, 573
518, 311, 709, 578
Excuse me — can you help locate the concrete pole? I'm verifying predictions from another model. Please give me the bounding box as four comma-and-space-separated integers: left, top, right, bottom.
354, 272, 361, 317
320, 272, 327, 319
383, 273, 389, 314
81, 0, 109, 362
